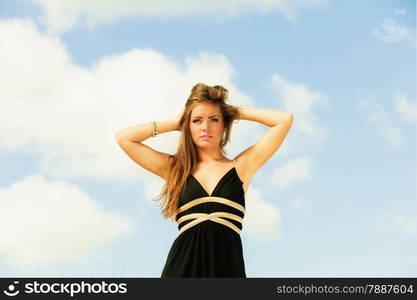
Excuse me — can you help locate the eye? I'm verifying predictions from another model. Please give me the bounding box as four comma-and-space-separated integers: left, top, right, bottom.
192, 118, 219, 123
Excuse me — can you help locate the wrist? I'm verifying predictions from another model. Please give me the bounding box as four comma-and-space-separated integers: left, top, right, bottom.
237, 106, 245, 121
152, 119, 179, 137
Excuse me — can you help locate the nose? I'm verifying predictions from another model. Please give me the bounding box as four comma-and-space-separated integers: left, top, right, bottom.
201, 120, 211, 130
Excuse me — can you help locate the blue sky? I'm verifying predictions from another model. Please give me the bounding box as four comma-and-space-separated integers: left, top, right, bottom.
0, 0, 415, 277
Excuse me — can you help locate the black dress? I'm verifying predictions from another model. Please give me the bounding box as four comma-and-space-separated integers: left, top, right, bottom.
161, 159, 246, 277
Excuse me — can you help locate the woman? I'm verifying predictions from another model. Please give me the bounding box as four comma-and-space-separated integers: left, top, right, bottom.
115, 82, 293, 277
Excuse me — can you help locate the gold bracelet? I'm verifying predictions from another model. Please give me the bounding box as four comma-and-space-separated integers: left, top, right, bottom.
151, 121, 159, 137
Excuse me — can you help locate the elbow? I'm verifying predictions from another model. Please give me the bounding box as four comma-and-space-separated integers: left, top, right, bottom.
284, 113, 294, 123
114, 131, 124, 143
283, 113, 294, 127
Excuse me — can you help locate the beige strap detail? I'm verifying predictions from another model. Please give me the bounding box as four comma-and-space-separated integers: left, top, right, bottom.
178, 196, 245, 214
177, 212, 242, 235
177, 212, 243, 225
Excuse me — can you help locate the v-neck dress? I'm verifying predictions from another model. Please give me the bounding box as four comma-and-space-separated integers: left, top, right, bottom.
161, 159, 246, 277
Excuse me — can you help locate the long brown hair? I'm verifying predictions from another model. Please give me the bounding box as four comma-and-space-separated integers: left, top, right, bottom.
153, 82, 240, 222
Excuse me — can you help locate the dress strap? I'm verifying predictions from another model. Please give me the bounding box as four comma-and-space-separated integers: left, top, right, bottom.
233, 157, 245, 190
233, 158, 239, 177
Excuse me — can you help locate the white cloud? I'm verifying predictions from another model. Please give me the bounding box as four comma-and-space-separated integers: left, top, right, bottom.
289, 195, 311, 210
28, 0, 330, 35
357, 90, 416, 146
0, 175, 134, 267
393, 91, 416, 124
269, 74, 330, 142
373, 213, 417, 236
269, 157, 312, 189
357, 91, 406, 146
391, 215, 417, 235
0, 18, 70, 104
243, 187, 281, 242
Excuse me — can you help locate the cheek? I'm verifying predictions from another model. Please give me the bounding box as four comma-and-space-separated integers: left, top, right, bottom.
189, 124, 198, 138
216, 123, 225, 134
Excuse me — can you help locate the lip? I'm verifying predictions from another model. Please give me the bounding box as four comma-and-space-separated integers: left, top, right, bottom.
200, 135, 212, 139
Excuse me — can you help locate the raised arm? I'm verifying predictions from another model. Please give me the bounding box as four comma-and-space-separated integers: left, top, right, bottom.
234, 107, 293, 186
115, 119, 178, 180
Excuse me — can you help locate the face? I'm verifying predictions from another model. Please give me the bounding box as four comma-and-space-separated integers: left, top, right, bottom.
189, 102, 224, 148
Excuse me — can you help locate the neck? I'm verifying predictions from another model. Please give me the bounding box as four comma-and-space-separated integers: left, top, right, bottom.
197, 149, 226, 163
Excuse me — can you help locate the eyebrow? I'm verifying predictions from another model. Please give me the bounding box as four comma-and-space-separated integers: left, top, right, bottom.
192, 115, 220, 118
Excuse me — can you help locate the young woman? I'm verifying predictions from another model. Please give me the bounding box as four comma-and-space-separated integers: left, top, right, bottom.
115, 82, 293, 277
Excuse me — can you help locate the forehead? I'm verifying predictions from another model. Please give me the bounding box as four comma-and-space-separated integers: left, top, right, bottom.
191, 103, 221, 117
